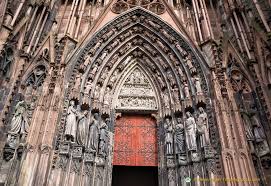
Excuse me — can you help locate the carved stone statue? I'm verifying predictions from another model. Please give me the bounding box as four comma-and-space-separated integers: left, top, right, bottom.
185, 112, 197, 151
193, 76, 203, 95
74, 73, 82, 90
175, 118, 185, 154
98, 118, 109, 156
197, 107, 210, 147
90, 63, 99, 79
251, 114, 265, 142
94, 84, 101, 100
8, 101, 29, 141
76, 110, 88, 146
183, 81, 190, 99
87, 113, 100, 151
104, 86, 111, 106
163, 91, 171, 116
185, 54, 196, 74
165, 118, 173, 155
109, 69, 120, 87
64, 100, 78, 142
251, 113, 270, 156
84, 79, 93, 96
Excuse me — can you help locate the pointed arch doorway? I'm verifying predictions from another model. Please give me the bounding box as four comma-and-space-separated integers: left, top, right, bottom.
112, 114, 158, 186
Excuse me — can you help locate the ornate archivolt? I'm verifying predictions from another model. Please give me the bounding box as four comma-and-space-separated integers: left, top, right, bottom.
49, 8, 221, 186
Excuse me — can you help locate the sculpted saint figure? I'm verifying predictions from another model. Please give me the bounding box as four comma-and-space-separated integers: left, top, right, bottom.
8, 101, 29, 141
64, 100, 78, 142
164, 118, 173, 155
175, 118, 185, 154
74, 73, 81, 90
185, 112, 197, 151
84, 79, 93, 96
77, 110, 88, 146
87, 113, 100, 151
193, 76, 203, 95
197, 107, 210, 147
99, 118, 110, 156
183, 81, 190, 99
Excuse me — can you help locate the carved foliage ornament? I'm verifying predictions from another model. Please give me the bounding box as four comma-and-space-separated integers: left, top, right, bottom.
111, 0, 166, 15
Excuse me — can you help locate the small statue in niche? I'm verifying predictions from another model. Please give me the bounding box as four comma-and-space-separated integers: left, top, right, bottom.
175, 118, 185, 154
185, 111, 197, 151
156, 73, 166, 89
94, 84, 101, 100
104, 86, 112, 106
251, 113, 266, 142
64, 100, 78, 142
164, 118, 174, 155
183, 81, 190, 99
242, 114, 255, 152
163, 91, 171, 116
76, 110, 89, 146
87, 113, 100, 152
80, 55, 91, 71
7, 101, 29, 142
167, 70, 176, 87
172, 86, 182, 111
193, 76, 203, 95
109, 69, 120, 87
251, 113, 270, 156
175, 43, 188, 57
185, 54, 196, 74
73, 73, 82, 98
89, 62, 99, 79
197, 107, 210, 147
100, 67, 110, 83
98, 118, 110, 156
84, 78, 93, 96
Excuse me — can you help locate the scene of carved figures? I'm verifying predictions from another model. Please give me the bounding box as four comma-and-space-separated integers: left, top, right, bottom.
117, 67, 157, 111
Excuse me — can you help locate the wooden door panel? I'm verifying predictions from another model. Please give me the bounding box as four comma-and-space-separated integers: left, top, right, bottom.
113, 115, 158, 166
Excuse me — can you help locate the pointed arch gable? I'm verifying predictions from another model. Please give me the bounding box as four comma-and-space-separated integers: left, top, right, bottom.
66, 7, 211, 91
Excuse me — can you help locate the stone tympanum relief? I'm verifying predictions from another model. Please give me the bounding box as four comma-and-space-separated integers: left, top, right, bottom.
117, 67, 157, 111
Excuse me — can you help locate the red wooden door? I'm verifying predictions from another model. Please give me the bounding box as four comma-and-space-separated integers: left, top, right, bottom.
113, 115, 158, 166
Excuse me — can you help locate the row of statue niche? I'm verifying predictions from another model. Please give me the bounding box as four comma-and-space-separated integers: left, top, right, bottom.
64, 100, 110, 156
164, 107, 210, 155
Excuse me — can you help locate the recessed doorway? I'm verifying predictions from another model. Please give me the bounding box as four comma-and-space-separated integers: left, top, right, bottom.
112, 165, 158, 186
